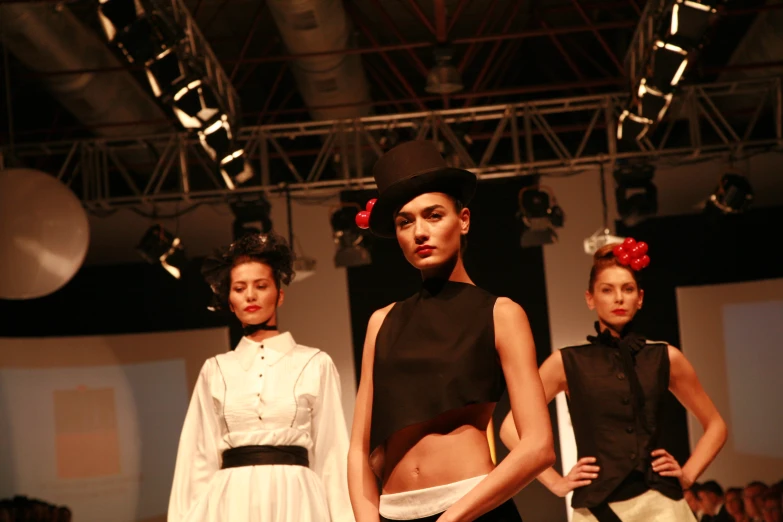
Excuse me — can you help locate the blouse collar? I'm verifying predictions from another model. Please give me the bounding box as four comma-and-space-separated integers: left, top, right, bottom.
234, 331, 296, 370
587, 321, 646, 355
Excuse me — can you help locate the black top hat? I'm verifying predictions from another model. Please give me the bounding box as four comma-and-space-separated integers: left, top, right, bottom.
368, 140, 477, 237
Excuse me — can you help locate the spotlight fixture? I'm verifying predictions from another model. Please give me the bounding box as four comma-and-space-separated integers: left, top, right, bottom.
293, 256, 317, 282
111, 13, 178, 65
283, 188, 316, 283
517, 186, 565, 248
330, 206, 371, 268
650, 41, 689, 91
584, 228, 627, 255
198, 115, 232, 160
172, 79, 221, 129
707, 173, 753, 213
145, 48, 187, 99
98, 0, 141, 42
637, 78, 673, 122
230, 196, 273, 239
617, 110, 652, 141
670, 0, 717, 49
426, 45, 463, 94
220, 150, 253, 190
136, 224, 186, 279
614, 163, 658, 227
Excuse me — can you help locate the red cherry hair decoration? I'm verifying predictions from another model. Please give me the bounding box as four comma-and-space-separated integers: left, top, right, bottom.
355, 198, 377, 230
612, 237, 650, 271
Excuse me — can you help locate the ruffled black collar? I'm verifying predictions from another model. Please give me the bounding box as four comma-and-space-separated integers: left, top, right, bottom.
587, 321, 646, 356
587, 321, 649, 431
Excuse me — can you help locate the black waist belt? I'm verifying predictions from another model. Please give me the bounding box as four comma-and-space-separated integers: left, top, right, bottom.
221, 445, 309, 469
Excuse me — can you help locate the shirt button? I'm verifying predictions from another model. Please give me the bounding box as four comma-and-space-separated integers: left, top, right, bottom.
626, 426, 634, 434
630, 453, 636, 460
622, 397, 630, 405
617, 372, 626, 380
259, 373, 263, 377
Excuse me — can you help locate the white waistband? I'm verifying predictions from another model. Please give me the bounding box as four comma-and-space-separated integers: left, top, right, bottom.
379, 475, 487, 520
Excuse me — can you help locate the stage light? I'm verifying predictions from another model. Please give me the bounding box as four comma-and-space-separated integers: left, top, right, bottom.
220, 150, 253, 190
293, 256, 317, 282
584, 228, 626, 255
707, 173, 753, 213
517, 186, 565, 247
614, 163, 658, 227
98, 0, 140, 42
330, 206, 371, 268
136, 224, 186, 279
617, 110, 652, 141
113, 15, 176, 65
637, 78, 673, 122
651, 41, 689, 90
146, 48, 187, 98
198, 115, 232, 160
426, 46, 463, 94
670, 0, 716, 49
172, 79, 221, 129
230, 196, 273, 239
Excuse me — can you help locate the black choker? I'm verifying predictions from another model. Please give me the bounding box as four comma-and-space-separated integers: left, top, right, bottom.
243, 322, 278, 336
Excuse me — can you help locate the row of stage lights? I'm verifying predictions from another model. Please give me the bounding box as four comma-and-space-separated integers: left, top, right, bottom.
618, 0, 720, 141
97, 0, 252, 189
134, 171, 752, 280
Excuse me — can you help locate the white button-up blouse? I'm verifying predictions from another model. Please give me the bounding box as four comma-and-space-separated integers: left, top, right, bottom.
168, 332, 354, 522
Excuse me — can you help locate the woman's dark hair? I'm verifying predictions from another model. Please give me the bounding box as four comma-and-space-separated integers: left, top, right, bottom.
201, 232, 294, 311
588, 243, 641, 292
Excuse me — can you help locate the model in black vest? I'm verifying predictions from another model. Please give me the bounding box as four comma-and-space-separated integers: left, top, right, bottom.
500, 239, 727, 522
347, 141, 556, 522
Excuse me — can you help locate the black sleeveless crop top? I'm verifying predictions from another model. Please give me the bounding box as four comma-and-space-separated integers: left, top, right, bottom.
369, 280, 506, 456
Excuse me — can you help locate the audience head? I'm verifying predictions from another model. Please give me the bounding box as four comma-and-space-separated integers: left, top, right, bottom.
726, 487, 746, 519
762, 489, 782, 522
746, 482, 770, 519
685, 484, 703, 514
699, 481, 725, 516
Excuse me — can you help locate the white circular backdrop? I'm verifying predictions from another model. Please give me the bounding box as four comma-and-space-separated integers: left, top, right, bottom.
0, 168, 90, 299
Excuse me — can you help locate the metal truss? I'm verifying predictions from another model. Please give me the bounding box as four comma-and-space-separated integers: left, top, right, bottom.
624, 0, 670, 90
5, 77, 781, 210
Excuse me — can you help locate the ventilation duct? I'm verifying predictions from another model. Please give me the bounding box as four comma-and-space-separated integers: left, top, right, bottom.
266, 0, 372, 121
0, 3, 170, 138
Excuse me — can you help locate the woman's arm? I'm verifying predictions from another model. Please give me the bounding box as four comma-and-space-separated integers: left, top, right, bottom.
347, 306, 391, 522
310, 352, 355, 522
168, 359, 222, 522
439, 298, 556, 522
499, 351, 599, 497
654, 345, 727, 489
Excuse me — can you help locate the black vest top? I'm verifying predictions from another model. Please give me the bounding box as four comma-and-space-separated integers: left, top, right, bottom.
561, 328, 683, 509
370, 280, 505, 456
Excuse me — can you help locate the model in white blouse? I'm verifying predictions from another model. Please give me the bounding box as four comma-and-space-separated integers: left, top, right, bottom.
168, 331, 354, 522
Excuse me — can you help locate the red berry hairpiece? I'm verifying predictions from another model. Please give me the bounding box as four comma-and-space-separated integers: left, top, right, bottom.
355, 198, 377, 230
612, 237, 650, 271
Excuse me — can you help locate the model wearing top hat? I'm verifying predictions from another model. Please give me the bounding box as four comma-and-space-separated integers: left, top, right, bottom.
347, 140, 556, 522
499, 242, 727, 522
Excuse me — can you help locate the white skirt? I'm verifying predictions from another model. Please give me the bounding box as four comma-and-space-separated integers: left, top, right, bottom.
572, 489, 697, 522
182, 464, 330, 522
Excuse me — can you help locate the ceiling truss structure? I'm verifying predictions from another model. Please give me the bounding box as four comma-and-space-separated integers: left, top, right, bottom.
3, 76, 780, 210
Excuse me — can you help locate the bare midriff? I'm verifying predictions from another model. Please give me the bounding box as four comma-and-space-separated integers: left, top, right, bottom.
379, 403, 496, 494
